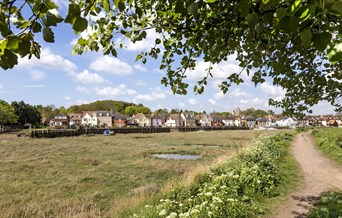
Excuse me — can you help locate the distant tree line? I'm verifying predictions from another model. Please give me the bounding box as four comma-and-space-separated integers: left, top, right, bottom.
0, 98, 277, 126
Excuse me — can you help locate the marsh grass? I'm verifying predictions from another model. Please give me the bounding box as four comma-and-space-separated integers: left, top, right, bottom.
0, 130, 285, 217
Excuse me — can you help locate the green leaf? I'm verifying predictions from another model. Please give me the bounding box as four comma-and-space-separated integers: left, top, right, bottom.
45, 0, 58, 9
187, 3, 199, 16
64, 4, 80, 24
246, 13, 258, 27
279, 16, 299, 33
45, 10, 64, 26
328, 1, 342, 16
73, 17, 88, 32
43, 27, 55, 43
0, 40, 8, 55
175, 1, 186, 14
205, 0, 216, 3
239, 0, 250, 17
0, 21, 10, 36
3, 49, 18, 69
18, 39, 31, 57
32, 22, 42, 33
312, 32, 332, 52
103, 0, 110, 12
6, 35, 19, 50
327, 42, 342, 64
300, 30, 312, 48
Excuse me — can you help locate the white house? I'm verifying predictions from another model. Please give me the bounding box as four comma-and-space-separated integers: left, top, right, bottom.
222, 116, 241, 127
197, 114, 211, 126
276, 117, 297, 127
82, 112, 98, 126
165, 114, 179, 127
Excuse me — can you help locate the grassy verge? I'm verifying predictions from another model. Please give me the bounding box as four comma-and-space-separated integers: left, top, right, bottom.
311, 128, 342, 165
309, 128, 342, 217
127, 132, 300, 217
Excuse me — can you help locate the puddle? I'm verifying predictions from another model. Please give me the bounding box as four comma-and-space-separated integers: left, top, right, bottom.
152, 154, 201, 160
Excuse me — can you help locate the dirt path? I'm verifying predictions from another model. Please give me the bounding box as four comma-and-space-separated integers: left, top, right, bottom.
272, 132, 342, 218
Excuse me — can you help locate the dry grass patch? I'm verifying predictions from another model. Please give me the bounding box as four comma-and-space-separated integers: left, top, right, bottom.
0, 130, 287, 217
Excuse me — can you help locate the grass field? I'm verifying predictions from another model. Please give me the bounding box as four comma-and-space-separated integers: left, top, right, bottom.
312, 128, 342, 165
0, 130, 287, 217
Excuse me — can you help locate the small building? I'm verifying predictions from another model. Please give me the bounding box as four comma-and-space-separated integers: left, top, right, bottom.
151, 114, 164, 127
97, 111, 113, 127
114, 114, 127, 128
134, 113, 152, 127
276, 117, 297, 127
69, 113, 82, 128
82, 112, 98, 127
165, 114, 180, 127
211, 115, 223, 127
51, 114, 69, 128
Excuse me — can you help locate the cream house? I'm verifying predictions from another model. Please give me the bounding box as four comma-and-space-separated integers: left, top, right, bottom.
82, 112, 98, 126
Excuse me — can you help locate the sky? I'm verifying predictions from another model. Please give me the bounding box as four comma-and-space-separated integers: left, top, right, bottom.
0, 4, 337, 115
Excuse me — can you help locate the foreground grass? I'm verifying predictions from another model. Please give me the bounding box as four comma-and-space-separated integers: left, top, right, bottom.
309, 128, 342, 217
308, 191, 342, 218
128, 132, 300, 218
0, 130, 277, 217
311, 128, 342, 165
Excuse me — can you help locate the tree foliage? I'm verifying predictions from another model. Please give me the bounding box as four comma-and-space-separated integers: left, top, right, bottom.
0, 0, 341, 114
11, 101, 41, 125
0, 99, 18, 124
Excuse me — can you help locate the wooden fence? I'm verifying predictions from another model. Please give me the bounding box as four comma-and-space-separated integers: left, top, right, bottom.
178, 126, 249, 132
29, 127, 171, 138
0, 125, 11, 134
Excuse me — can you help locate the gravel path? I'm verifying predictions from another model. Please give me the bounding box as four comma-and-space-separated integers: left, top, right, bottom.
271, 132, 342, 218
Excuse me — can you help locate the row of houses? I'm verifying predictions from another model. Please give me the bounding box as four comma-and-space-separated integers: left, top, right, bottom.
49, 111, 342, 129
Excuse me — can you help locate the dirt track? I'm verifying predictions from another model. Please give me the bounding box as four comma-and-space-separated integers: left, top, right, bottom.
271, 132, 342, 218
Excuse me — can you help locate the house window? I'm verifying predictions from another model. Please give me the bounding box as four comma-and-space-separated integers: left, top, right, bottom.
83, 118, 87, 121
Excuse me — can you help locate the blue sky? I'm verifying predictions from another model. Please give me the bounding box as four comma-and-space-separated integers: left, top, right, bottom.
0, 3, 337, 115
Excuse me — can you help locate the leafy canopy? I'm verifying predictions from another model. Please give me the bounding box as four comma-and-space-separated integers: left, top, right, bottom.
0, 99, 18, 124
0, 0, 341, 115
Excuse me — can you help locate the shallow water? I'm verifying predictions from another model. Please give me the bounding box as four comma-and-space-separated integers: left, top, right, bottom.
152, 154, 201, 160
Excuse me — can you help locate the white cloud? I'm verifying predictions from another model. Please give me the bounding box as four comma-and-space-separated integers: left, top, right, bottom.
0, 84, 3, 89
130, 79, 147, 87
186, 54, 253, 83
240, 98, 265, 106
127, 89, 137, 95
117, 29, 161, 51
134, 64, 148, 72
18, 48, 77, 75
260, 82, 286, 97
29, 70, 46, 80
153, 68, 165, 75
94, 84, 127, 96
64, 96, 71, 100
74, 70, 105, 84
231, 88, 249, 98
76, 86, 90, 94
188, 98, 198, 105
90, 56, 133, 75
208, 99, 217, 105
135, 87, 167, 101
214, 92, 225, 100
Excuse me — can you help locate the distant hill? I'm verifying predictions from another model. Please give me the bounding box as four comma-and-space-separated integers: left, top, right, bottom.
67, 100, 147, 115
